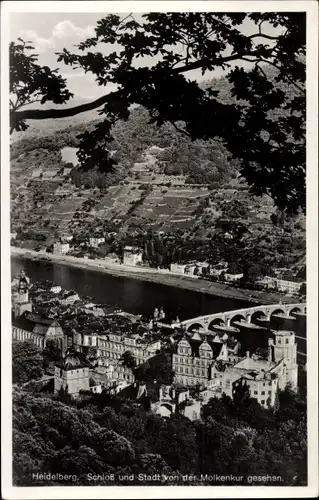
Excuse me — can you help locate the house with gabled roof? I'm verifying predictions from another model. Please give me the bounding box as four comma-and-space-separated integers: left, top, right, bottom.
12, 310, 64, 349
172, 333, 231, 386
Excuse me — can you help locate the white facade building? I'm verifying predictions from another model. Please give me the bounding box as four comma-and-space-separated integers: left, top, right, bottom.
257, 276, 304, 296
53, 241, 70, 255
123, 246, 143, 266
89, 237, 105, 248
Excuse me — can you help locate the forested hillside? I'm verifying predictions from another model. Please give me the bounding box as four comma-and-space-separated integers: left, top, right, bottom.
13, 385, 307, 486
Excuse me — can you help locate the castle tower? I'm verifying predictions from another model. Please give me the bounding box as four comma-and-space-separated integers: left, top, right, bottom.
54, 349, 90, 396
12, 269, 32, 318
271, 331, 298, 390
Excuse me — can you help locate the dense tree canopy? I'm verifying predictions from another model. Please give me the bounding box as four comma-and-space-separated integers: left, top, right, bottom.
12, 385, 307, 486
10, 13, 306, 212
12, 341, 44, 384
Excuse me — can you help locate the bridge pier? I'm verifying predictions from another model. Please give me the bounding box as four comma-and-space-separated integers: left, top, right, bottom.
246, 314, 251, 324
225, 318, 231, 327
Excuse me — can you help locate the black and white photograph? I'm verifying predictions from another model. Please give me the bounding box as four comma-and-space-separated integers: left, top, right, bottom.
1, 1, 318, 498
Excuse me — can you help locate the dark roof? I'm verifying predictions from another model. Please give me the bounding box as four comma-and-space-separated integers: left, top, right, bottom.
63, 290, 78, 298
181, 337, 224, 358
12, 311, 62, 336
56, 349, 88, 371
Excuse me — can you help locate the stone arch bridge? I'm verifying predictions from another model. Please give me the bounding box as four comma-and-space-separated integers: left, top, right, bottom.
179, 303, 306, 331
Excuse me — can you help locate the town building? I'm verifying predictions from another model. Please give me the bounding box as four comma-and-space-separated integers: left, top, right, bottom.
224, 272, 244, 282
170, 263, 187, 274
172, 329, 298, 408
50, 285, 62, 294
210, 352, 281, 407
12, 269, 32, 318
54, 350, 90, 395
12, 311, 65, 349
172, 333, 233, 387
170, 262, 198, 275
10, 231, 17, 240
31, 168, 43, 178
62, 167, 73, 176
92, 363, 135, 386
123, 246, 143, 266
89, 236, 105, 248
61, 234, 73, 242
53, 240, 70, 255
117, 382, 190, 418
42, 169, 60, 179
256, 275, 305, 296
58, 290, 80, 305
195, 262, 210, 275
209, 263, 228, 278
73, 331, 161, 366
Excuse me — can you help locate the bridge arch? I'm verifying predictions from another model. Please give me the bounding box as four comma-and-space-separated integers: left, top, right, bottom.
208, 317, 225, 330
251, 310, 268, 323
187, 322, 204, 333
230, 313, 246, 326
269, 308, 286, 318
288, 305, 303, 315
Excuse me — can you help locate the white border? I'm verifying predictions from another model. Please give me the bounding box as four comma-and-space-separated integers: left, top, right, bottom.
1, 2, 318, 499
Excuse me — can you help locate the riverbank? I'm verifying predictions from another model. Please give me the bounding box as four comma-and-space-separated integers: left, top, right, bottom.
11, 246, 294, 305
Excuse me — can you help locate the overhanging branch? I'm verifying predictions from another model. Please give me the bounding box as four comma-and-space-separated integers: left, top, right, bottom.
11, 90, 121, 121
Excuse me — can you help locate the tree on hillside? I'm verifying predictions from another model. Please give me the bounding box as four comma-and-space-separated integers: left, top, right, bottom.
10, 13, 305, 212
12, 341, 44, 384
42, 339, 62, 371
121, 350, 136, 369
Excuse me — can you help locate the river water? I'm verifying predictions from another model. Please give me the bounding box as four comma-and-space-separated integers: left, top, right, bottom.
11, 256, 252, 321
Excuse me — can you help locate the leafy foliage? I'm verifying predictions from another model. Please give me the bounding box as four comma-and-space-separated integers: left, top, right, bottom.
12, 384, 307, 486
10, 13, 305, 212
10, 39, 73, 133
12, 341, 44, 384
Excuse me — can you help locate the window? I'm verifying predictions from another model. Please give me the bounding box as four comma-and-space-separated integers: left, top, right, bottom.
278, 339, 281, 344
268, 391, 272, 395
262, 382, 265, 386
261, 400, 265, 405
254, 391, 258, 395
285, 338, 289, 344
261, 391, 265, 395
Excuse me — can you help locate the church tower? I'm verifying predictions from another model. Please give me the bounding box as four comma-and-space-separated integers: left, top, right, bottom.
269, 330, 298, 390
12, 269, 32, 318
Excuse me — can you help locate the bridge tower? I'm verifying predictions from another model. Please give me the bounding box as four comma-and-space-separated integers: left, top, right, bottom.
269, 331, 298, 390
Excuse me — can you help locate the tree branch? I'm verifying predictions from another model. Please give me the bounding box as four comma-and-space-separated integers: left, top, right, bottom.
11, 90, 121, 121
248, 33, 279, 41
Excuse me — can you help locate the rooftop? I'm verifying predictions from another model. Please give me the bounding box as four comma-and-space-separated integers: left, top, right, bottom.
56, 349, 88, 371
12, 311, 62, 336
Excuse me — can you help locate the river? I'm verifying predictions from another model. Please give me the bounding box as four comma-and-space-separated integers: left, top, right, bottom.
11, 256, 252, 321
